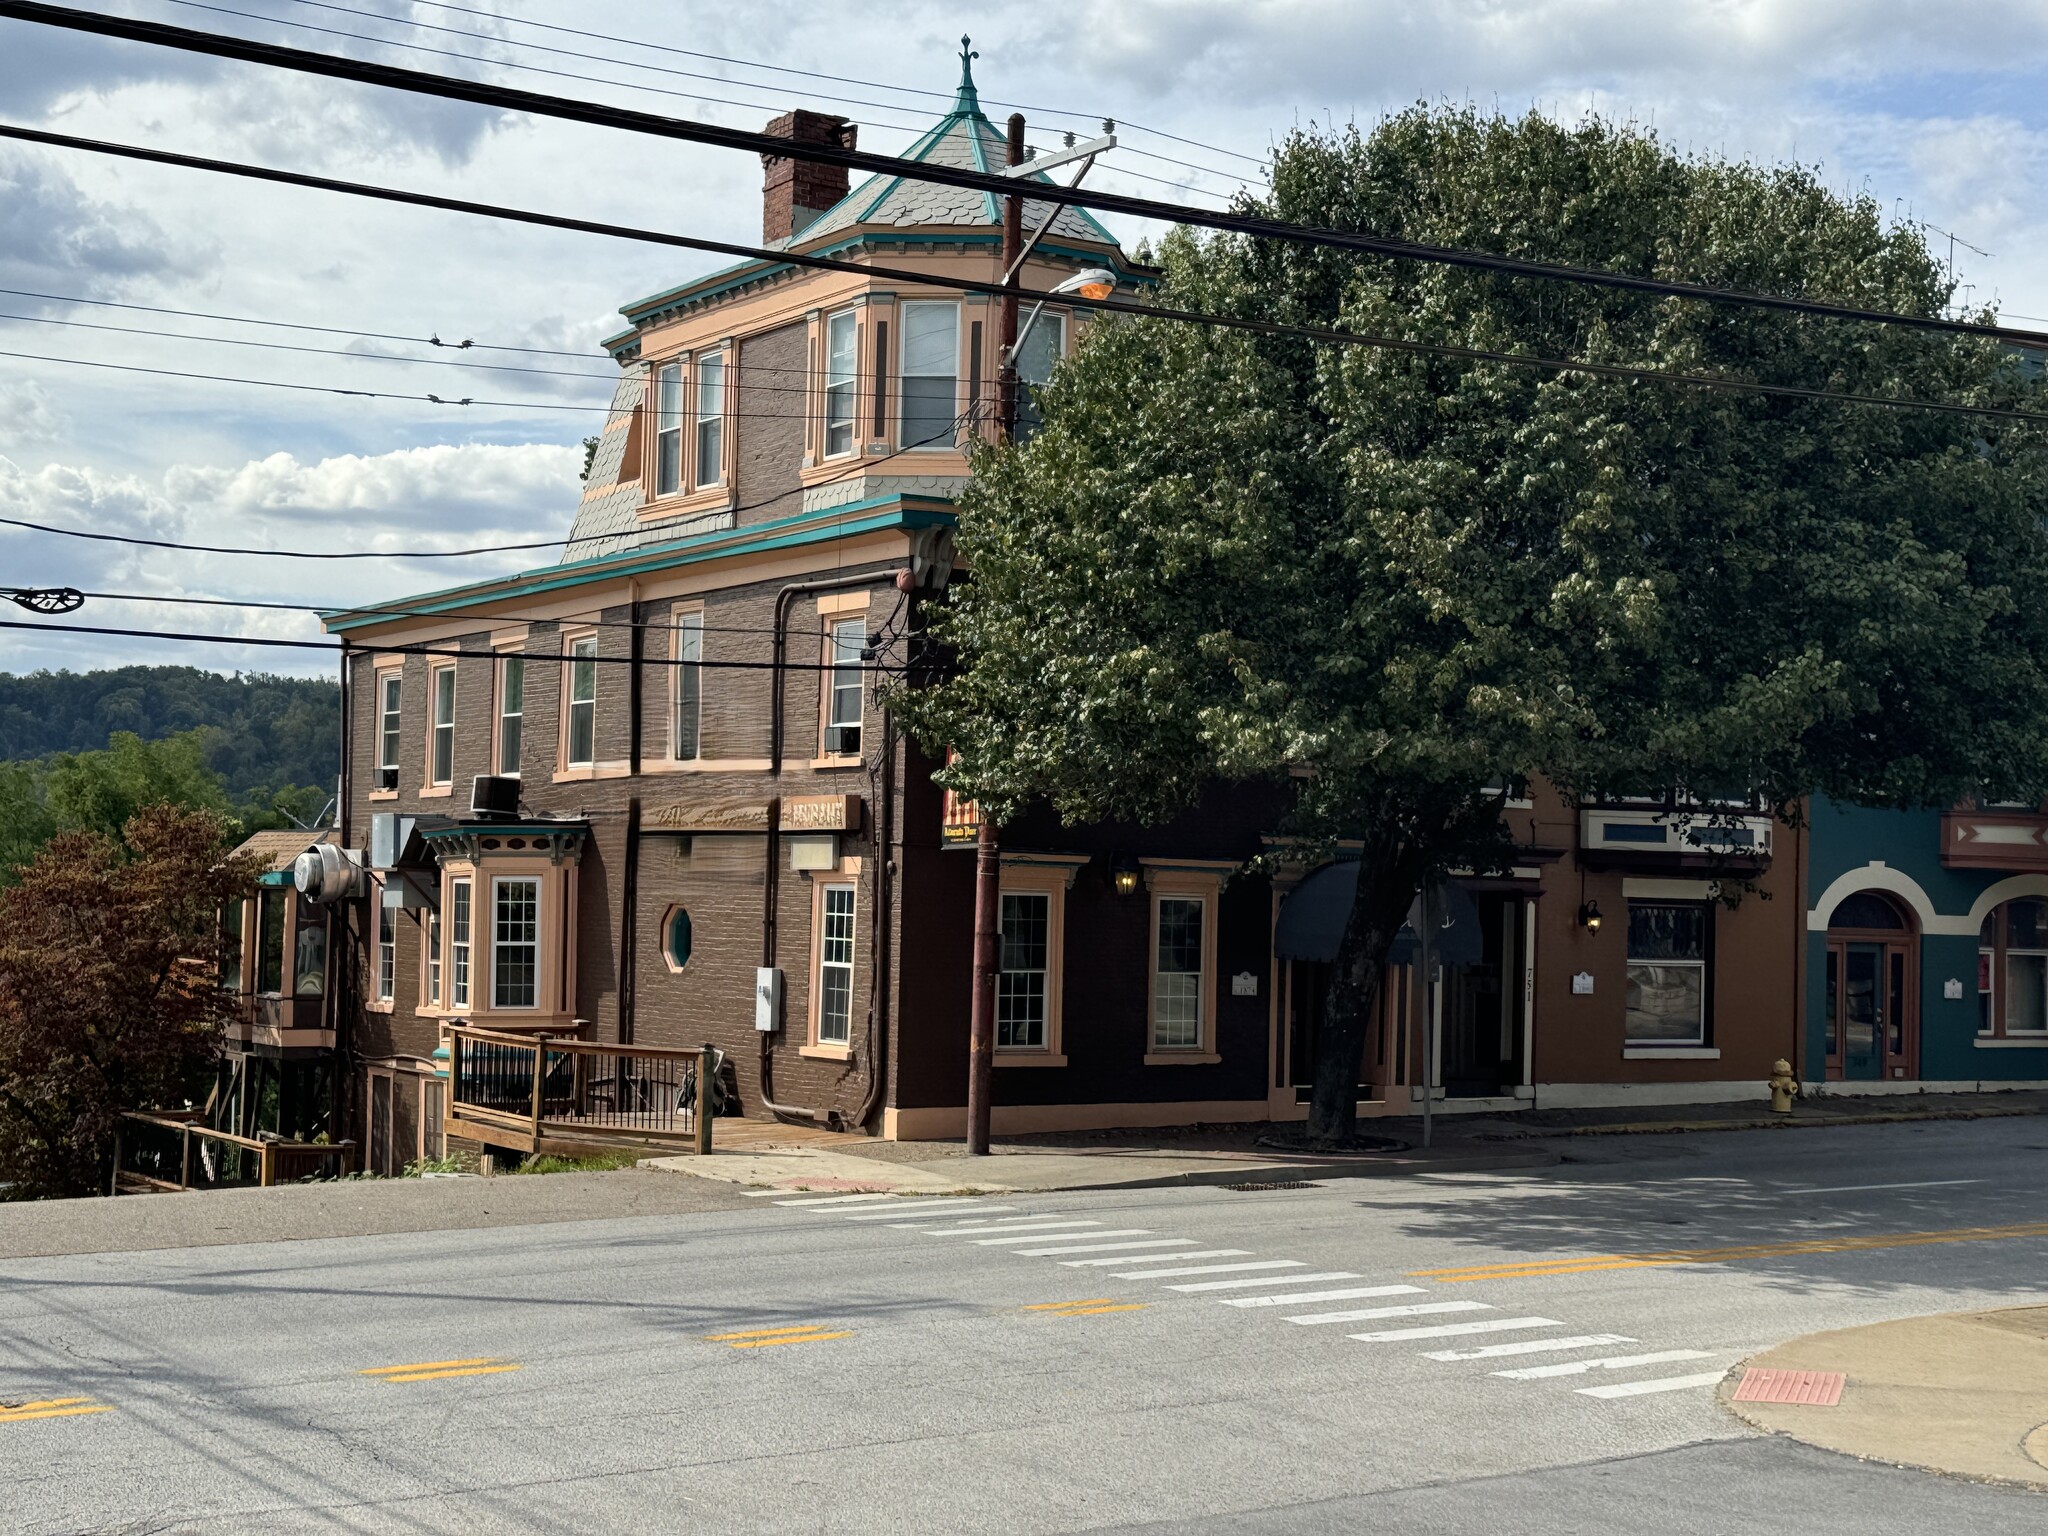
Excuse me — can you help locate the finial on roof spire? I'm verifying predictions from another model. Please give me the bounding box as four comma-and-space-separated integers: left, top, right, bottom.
955, 35, 981, 114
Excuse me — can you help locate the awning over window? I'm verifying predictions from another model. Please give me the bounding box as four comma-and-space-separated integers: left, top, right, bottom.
1275, 864, 1484, 968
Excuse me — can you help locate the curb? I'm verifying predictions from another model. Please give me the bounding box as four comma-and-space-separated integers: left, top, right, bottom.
1485, 1103, 2048, 1140
863, 1147, 1565, 1195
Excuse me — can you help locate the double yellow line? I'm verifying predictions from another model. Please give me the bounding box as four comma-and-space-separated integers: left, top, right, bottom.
1415, 1219, 2048, 1283
0, 1397, 112, 1424
360, 1357, 522, 1384
1024, 1298, 1148, 1319
706, 1324, 853, 1350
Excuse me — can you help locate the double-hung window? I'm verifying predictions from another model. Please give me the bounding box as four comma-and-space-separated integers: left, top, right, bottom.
673, 612, 703, 761
1980, 899, 2048, 1036
375, 900, 395, 1003
695, 354, 725, 487
428, 663, 456, 786
823, 309, 858, 457
899, 300, 959, 448
449, 878, 471, 1010
257, 888, 287, 995
825, 618, 864, 756
998, 892, 1050, 1049
566, 635, 597, 767
1625, 902, 1709, 1044
376, 672, 402, 787
1151, 896, 1206, 1050
817, 884, 855, 1045
493, 876, 540, 1009
497, 655, 524, 776
1014, 312, 1064, 443
425, 904, 443, 1007
654, 361, 683, 496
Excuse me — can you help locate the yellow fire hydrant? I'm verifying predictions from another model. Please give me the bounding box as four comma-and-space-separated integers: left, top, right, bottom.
1767, 1058, 1800, 1115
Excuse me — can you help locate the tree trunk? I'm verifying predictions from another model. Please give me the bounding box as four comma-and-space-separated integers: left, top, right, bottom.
1306, 839, 1428, 1146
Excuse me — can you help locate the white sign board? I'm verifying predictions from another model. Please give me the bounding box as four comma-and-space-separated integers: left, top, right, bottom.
1231, 971, 1258, 997
1571, 971, 1595, 996
1944, 977, 1965, 1001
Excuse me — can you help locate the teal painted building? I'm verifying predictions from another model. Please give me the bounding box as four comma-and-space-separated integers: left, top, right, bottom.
1804, 797, 2048, 1087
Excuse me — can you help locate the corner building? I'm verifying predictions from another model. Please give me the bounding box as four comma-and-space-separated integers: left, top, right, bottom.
319, 63, 1814, 1168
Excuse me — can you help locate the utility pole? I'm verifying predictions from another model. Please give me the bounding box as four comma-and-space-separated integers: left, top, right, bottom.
966, 112, 1027, 1157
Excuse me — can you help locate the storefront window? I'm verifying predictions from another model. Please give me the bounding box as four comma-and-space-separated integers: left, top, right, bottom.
1625, 902, 1708, 1044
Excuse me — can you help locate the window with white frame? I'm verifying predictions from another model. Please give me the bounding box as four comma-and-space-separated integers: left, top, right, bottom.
817, 884, 855, 1045
1979, 898, 2048, 1036
449, 878, 472, 1010
497, 655, 524, 776
429, 663, 456, 786
695, 353, 725, 487
899, 300, 959, 448
425, 904, 443, 1007
493, 877, 540, 1009
654, 361, 683, 495
377, 672, 402, 780
673, 612, 703, 761
997, 891, 1050, 1049
824, 309, 858, 457
1625, 902, 1709, 1044
1151, 896, 1206, 1049
566, 635, 597, 767
375, 899, 395, 1003
1014, 311, 1064, 443
825, 618, 864, 756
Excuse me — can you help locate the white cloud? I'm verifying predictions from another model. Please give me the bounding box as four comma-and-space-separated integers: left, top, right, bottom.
0, 381, 66, 448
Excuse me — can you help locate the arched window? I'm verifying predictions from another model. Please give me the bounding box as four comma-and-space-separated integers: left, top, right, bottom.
1825, 890, 1918, 1081
663, 907, 693, 973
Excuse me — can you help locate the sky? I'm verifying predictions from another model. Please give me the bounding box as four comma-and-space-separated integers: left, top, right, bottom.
5, 0, 2048, 678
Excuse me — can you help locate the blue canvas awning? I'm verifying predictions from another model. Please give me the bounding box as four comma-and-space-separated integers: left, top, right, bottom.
1275, 865, 1484, 968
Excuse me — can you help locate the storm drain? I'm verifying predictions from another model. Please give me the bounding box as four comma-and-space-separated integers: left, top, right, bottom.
1219, 1180, 1322, 1192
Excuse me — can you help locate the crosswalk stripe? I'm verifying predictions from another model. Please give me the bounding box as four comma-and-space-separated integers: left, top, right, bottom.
1349, 1316, 1563, 1344
1117, 1260, 1307, 1281
844, 1204, 1011, 1221
773, 1194, 900, 1207
1422, 1333, 1638, 1362
1166, 1272, 1362, 1293
1014, 1238, 1194, 1257
974, 1227, 1128, 1246
1576, 1370, 1727, 1399
1222, 1285, 1423, 1309
918, 1218, 1099, 1235
1286, 1300, 1490, 1327
1063, 1249, 1252, 1268
1494, 1350, 1712, 1381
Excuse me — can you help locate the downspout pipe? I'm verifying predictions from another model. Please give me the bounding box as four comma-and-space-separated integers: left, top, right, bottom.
619, 582, 643, 1046
852, 702, 898, 1133
771, 568, 909, 774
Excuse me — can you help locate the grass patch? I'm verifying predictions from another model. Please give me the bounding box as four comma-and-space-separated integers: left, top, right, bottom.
401, 1155, 470, 1178
510, 1150, 642, 1175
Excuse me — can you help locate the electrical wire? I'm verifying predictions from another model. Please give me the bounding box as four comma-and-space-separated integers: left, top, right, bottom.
7, 120, 2045, 437
14, 1, 2041, 347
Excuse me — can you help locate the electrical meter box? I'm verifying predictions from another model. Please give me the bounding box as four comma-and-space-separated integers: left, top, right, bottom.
754, 966, 782, 1032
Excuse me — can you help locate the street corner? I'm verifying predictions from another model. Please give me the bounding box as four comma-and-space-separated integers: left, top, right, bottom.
639, 1147, 979, 1197
1720, 1305, 2048, 1491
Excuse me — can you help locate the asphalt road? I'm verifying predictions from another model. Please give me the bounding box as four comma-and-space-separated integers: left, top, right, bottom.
5, 1119, 2047, 1534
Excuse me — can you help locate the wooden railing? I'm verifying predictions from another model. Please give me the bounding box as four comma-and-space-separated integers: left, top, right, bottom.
446, 1025, 715, 1154
112, 1111, 355, 1193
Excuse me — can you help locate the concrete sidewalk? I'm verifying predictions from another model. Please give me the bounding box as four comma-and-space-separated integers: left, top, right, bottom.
1725, 1306, 2048, 1490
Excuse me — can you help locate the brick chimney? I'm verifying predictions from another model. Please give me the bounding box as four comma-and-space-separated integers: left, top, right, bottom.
760, 110, 857, 243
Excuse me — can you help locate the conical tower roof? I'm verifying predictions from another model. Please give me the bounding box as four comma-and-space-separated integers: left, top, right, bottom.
792, 38, 1119, 250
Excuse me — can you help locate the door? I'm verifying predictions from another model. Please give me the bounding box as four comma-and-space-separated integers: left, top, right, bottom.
1825, 891, 1917, 1082
1839, 943, 1884, 1081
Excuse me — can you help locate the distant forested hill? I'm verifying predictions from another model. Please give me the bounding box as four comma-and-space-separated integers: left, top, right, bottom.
0, 667, 339, 797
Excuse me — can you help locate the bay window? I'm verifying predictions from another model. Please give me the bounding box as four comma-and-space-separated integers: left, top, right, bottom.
899, 300, 959, 448
824, 309, 858, 457
257, 888, 287, 995
425, 904, 443, 1007
695, 353, 725, 487
450, 878, 472, 1010
654, 361, 683, 495
1015, 312, 1064, 443
1625, 902, 1709, 1044
493, 876, 540, 1009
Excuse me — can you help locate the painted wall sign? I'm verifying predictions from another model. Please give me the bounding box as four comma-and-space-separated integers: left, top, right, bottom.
646, 795, 863, 834
1231, 971, 1258, 997
1571, 971, 1595, 995
1944, 977, 1965, 1001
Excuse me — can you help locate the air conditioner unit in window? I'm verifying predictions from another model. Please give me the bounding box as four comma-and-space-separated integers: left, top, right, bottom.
471, 774, 521, 820
376, 766, 398, 791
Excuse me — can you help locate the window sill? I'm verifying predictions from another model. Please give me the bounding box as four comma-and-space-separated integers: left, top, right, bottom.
996, 1052, 1068, 1068
1144, 1051, 1222, 1066
418, 785, 454, 799
365, 1000, 396, 1014
1622, 1046, 1720, 1059
1974, 1035, 2048, 1048
553, 763, 631, 783
369, 789, 399, 802
637, 485, 730, 520
809, 755, 864, 771
799, 1043, 852, 1062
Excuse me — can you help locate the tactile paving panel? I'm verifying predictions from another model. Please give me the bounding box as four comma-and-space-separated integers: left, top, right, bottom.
1732, 1368, 1846, 1405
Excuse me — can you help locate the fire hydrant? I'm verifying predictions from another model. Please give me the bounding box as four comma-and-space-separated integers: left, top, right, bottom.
1767, 1059, 1800, 1115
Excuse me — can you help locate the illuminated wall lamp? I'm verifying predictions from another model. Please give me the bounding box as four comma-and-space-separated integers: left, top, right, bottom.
1577, 899, 1603, 935
1110, 854, 1141, 896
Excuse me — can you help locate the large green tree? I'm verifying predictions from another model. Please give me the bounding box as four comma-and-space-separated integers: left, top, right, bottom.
899, 108, 2048, 1142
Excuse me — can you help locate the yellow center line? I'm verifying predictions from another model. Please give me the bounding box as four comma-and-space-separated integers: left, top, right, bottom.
724, 1331, 854, 1349
375, 1364, 523, 1383
0, 1402, 113, 1424
705, 1324, 840, 1341
1056, 1304, 1148, 1317
1023, 1299, 1120, 1311
1412, 1220, 2048, 1282
360, 1358, 499, 1376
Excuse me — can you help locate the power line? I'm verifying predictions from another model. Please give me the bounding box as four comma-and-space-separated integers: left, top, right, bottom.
0, 616, 898, 671
7, 120, 2046, 436
11, 2, 2042, 347
0, 284, 602, 359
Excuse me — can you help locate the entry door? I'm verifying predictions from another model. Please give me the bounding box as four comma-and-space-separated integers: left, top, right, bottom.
1839, 943, 1884, 1080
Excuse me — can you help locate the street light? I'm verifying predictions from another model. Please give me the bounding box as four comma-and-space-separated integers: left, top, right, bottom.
1009, 267, 1119, 366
